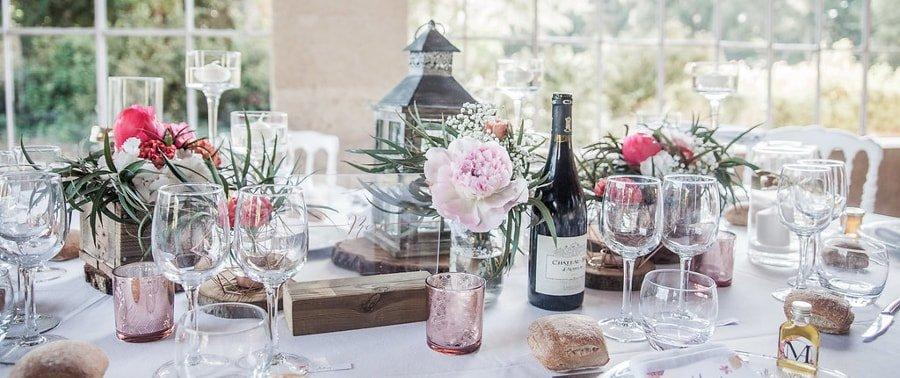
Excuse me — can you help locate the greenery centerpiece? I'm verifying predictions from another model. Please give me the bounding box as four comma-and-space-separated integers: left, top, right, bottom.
350, 103, 553, 302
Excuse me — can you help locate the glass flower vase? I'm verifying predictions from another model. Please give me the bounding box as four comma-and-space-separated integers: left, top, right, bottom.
448, 220, 507, 305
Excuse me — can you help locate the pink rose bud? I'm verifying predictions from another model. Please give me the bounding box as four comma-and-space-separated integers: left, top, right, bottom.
485, 120, 510, 140
113, 105, 163, 150
621, 133, 662, 165
593, 178, 607, 197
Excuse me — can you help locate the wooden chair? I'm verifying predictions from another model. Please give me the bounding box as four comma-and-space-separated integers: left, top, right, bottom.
760, 125, 883, 212
284, 130, 340, 175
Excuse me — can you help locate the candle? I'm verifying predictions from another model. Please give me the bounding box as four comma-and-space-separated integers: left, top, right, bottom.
756, 207, 791, 249
195, 61, 231, 83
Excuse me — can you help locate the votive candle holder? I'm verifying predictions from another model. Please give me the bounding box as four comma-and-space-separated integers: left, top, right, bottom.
426, 272, 485, 355
113, 262, 175, 342
691, 230, 736, 287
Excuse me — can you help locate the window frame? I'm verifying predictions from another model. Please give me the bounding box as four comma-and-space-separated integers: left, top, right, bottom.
0, 0, 273, 149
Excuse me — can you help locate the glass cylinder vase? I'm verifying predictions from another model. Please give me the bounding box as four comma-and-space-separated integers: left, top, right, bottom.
107, 76, 164, 127
448, 220, 507, 305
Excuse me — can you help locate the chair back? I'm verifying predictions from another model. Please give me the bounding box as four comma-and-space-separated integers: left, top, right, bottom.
760, 125, 883, 212
285, 130, 340, 175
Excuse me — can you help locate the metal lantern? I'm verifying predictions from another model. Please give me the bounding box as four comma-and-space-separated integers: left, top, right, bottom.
369, 20, 475, 258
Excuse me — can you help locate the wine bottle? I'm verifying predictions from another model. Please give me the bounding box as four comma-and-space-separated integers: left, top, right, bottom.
528, 93, 587, 311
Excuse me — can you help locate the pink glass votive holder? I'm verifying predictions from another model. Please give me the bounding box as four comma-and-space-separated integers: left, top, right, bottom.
426, 272, 485, 355
691, 230, 736, 287
113, 262, 175, 342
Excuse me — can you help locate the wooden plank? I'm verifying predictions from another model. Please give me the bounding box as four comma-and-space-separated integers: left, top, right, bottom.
283, 271, 430, 336
331, 237, 449, 275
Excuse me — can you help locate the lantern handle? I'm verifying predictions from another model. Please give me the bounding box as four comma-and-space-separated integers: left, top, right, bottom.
414, 20, 446, 39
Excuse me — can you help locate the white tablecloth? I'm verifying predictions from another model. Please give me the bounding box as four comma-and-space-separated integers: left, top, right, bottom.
2, 215, 898, 377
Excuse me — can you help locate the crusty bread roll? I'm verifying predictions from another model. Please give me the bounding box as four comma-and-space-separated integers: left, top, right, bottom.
528, 314, 610, 372
724, 202, 749, 227
783, 290, 854, 334
10, 340, 109, 378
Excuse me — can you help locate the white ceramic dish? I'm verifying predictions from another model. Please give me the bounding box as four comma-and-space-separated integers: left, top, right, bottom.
599, 351, 847, 378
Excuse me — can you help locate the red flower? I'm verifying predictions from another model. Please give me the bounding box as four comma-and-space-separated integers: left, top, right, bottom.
606, 177, 643, 204
164, 122, 196, 149
593, 178, 607, 197
621, 133, 662, 165
484, 119, 510, 140
114, 105, 163, 150
138, 139, 176, 169
190, 139, 221, 167
228, 196, 273, 228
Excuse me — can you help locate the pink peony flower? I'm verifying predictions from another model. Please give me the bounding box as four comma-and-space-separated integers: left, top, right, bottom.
164, 122, 196, 148
606, 177, 643, 204
424, 137, 528, 232
593, 178, 607, 198
484, 119, 510, 140
114, 105, 163, 150
621, 133, 662, 165
228, 196, 273, 228
138, 139, 176, 169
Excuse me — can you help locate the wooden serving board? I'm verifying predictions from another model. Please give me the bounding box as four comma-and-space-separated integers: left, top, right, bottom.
331, 237, 449, 275
282, 271, 430, 336
585, 259, 655, 291
198, 269, 282, 310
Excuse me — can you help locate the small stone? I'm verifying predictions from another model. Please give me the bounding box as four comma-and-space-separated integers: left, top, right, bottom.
10, 340, 109, 378
528, 314, 610, 372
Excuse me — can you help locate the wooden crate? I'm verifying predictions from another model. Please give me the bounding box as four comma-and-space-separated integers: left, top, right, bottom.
79, 203, 151, 293
282, 271, 430, 336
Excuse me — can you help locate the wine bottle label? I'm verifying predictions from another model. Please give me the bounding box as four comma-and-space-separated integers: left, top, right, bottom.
779, 336, 818, 366
535, 234, 586, 296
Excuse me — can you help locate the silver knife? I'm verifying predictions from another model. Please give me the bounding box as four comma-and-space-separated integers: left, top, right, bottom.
862, 296, 900, 342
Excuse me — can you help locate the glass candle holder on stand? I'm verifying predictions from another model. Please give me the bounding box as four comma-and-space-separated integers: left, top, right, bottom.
689, 61, 738, 128
107, 76, 164, 126
496, 58, 542, 127
187, 50, 241, 142
230, 111, 288, 162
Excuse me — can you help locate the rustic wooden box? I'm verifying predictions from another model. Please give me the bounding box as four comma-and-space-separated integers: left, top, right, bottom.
79, 203, 150, 294
282, 271, 430, 336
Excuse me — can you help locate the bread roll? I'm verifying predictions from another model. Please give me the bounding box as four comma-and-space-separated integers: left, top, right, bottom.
10, 340, 109, 378
528, 314, 610, 372
783, 290, 854, 334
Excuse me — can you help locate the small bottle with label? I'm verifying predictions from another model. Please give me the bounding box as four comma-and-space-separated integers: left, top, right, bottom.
777, 301, 820, 375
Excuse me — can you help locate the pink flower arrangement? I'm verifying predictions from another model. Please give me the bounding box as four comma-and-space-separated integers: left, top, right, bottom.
114, 105, 162, 149
606, 178, 643, 204
424, 137, 528, 232
164, 122, 196, 148
111, 105, 220, 169
621, 133, 661, 165
228, 196, 273, 228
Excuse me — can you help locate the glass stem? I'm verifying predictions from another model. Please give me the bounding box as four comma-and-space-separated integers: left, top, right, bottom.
796, 234, 812, 290
709, 99, 721, 129
184, 285, 200, 331
205, 94, 221, 142
265, 284, 281, 357
620, 258, 636, 320
678, 257, 692, 312
15, 267, 25, 319
512, 98, 524, 128
808, 232, 821, 283
20, 266, 40, 345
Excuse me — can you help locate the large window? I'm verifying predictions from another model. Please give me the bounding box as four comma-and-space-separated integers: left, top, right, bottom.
410, 0, 900, 143
0, 0, 272, 152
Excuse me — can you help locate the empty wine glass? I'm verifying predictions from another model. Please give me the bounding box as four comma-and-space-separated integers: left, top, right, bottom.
598, 176, 662, 342
0, 171, 68, 363
233, 184, 309, 375
186, 50, 241, 141
152, 183, 229, 373
639, 269, 718, 350
17, 145, 67, 283
496, 58, 542, 127
0, 151, 16, 165
791, 159, 848, 287
662, 174, 720, 300
688, 61, 738, 128
772, 164, 835, 301
0, 268, 16, 343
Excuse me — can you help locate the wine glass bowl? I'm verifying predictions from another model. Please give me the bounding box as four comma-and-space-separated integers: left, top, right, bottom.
662, 174, 721, 263
598, 175, 662, 343
496, 58, 543, 127
688, 61, 738, 128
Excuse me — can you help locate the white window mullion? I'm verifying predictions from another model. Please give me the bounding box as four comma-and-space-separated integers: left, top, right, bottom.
814, 0, 823, 126
3, 0, 14, 149
595, 0, 604, 138
765, 0, 774, 128
859, 0, 870, 135
656, 0, 665, 113
95, 0, 109, 128
185, 0, 198, 129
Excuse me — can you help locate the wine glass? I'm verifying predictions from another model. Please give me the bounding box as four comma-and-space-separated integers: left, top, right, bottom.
598, 176, 662, 342
496, 58, 542, 127
170, 303, 270, 377
635, 111, 684, 131
151, 183, 229, 374
0, 151, 16, 165
17, 145, 66, 283
772, 164, 835, 301
186, 50, 241, 141
688, 61, 738, 128
0, 171, 68, 363
661, 174, 720, 305
639, 269, 718, 350
0, 268, 17, 343
790, 159, 848, 287
233, 184, 309, 374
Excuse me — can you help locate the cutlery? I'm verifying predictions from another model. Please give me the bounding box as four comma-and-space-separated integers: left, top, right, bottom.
716, 317, 740, 327
862, 296, 900, 342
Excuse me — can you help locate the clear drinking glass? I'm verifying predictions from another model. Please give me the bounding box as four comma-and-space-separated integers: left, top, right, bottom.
0, 151, 16, 165
772, 164, 836, 301
152, 183, 229, 373
426, 272, 486, 355
233, 184, 309, 375
186, 50, 241, 141
598, 176, 662, 343
818, 236, 889, 306
639, 269, 718, 350
230, 111, 288, 159
112, 262, 175, 342
791, 159, 848, 287
107, 76, 164, 127
662, 175, 720, 297
0, 171, 68, 363
688, 61, 738, 128
635, 112, 684, 130
496, 58, 543, 127
0, 268, 16, 343
167, 303, 270, 377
